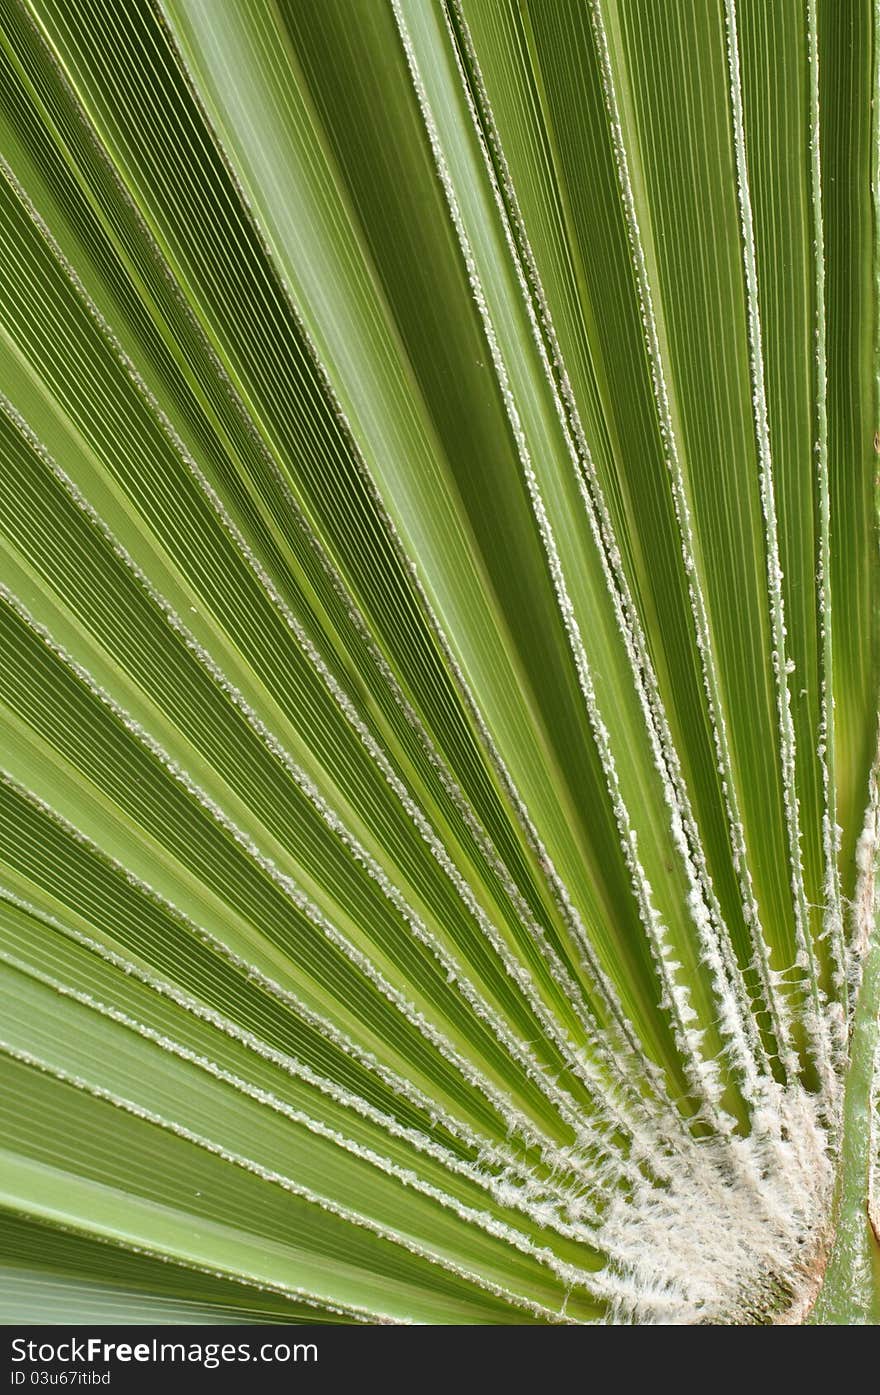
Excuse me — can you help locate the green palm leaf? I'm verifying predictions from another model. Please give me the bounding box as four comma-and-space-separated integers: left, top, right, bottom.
0, 0, 877, 1324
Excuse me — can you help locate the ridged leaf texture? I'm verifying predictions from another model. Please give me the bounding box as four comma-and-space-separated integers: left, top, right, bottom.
0, 0, 877, 1325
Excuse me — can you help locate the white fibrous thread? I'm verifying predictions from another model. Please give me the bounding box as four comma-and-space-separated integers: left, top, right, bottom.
595, 1084, 832, 1323
805, 0, 846, 1015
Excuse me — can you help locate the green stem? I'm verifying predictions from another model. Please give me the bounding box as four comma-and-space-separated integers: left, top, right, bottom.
810, 786, 880, 1324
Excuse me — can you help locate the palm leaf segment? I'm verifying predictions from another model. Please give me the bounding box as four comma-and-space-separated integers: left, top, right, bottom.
0, 0, 877, 1325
